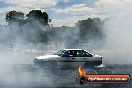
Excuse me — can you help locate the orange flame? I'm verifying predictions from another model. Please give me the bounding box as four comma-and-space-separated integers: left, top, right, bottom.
78, 65, 86, 76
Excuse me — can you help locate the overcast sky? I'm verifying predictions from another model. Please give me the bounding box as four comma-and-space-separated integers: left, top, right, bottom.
0, 0, 132, 27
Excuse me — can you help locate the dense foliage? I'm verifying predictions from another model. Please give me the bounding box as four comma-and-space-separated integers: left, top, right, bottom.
3, 10, 105, 48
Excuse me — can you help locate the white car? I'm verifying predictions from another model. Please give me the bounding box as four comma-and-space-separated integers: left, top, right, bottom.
33, 49, 102, 68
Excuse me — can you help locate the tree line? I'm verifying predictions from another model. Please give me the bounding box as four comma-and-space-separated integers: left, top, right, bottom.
6, 10, 49, 26
3, 10, 105, 48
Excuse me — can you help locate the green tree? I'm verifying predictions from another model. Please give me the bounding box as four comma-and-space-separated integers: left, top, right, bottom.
5, 11, 24, 24
76, 18, 103, 39
26, 10, 49, 26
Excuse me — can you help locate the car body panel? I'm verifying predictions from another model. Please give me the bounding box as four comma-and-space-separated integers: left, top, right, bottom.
34, 49, 102, 68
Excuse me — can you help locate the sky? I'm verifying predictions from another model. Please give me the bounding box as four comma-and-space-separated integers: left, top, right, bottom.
0, 0, 132, 27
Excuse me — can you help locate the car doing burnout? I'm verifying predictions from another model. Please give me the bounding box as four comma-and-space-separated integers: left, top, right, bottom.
33, 49, 102, 68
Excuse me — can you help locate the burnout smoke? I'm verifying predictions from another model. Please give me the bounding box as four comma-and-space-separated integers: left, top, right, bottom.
96, 16, 132, 64
0, 21, 57, 88
0, 8, 131, 87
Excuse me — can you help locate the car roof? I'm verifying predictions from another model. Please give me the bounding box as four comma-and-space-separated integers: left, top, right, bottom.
63, 49, 83, 51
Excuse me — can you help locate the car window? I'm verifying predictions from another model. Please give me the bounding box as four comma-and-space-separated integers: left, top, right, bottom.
76, 50, 92, 57
69, 50, 76, 57
62, 51, 70, 57
55, 50, 93, 57
54, 50, 66, 56
86, 52, 93, 57
62, 50, 76, 57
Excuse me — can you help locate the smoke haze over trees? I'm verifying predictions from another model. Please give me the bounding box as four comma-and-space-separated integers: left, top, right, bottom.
1, 10, 105, 50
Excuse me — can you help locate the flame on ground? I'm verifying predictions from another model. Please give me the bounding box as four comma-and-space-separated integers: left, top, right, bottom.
78, 65, 86, 76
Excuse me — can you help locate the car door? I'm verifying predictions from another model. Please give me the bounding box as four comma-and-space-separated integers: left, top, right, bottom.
68, 50, 86, 67
58, 50, 85, 67
76, 50, 93, 61
61, 50, 76, 61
